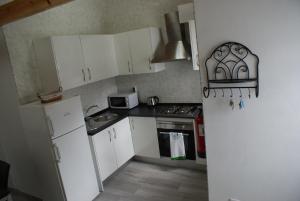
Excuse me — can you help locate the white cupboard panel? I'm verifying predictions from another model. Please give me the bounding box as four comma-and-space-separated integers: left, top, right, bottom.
80, 35, 118, 82
44, 96, 85, 139
178, 3, 194, 23
113, 118, 135, 167
129, 29, 153, 74
51, 36, 86, 90
130, 117, 160, 158
92, 128, 118, 181
114, 33, 133, 75
52, 126, 99, 201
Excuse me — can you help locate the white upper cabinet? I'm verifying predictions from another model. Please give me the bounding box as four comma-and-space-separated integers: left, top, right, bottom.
188, 20, 200, 71
178, 3, 200, 70
51, 36, 87, 90
80, 35, 118, 82
178, 3, 194, 23
34, 35, 118, 94
34, 36, 87, 93
129, 28, 153, 74
35, 27, 165, 94
114, 33, 133, 75
115, 27, 165, 75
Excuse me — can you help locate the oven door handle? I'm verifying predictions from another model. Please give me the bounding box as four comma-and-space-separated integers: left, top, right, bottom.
159, 132, 190, 136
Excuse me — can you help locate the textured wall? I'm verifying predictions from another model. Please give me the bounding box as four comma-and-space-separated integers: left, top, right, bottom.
117, 61, 201, 103
103, 0, 192, 34
3, 0, 199, 105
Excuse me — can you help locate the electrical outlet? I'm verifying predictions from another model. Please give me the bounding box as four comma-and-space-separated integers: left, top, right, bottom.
229, 198, 240, 201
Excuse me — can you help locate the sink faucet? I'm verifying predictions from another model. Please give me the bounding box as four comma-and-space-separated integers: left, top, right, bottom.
85, 105, 100, 116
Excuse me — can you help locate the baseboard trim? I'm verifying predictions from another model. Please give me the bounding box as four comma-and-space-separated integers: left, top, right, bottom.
133, 156, 207, 172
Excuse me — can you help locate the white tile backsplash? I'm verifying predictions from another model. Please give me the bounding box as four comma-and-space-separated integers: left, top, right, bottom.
63, 78, 118, 113
116, 61, 202, 103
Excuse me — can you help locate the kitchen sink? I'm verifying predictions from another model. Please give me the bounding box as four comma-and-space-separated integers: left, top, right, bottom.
92, 113, 119, 122
85, 112, 120, 132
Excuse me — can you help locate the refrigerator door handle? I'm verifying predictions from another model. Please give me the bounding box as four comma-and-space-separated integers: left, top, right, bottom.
47, 116, 55, 137
53, 144, 61, 163
108, 130, 112, 142
113, 128, 117, 139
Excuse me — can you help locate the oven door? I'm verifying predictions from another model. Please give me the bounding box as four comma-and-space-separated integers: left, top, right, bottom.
109, 97, 128, 109
157, 128, 196, 160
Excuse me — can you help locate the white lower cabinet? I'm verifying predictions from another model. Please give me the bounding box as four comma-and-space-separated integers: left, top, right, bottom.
113, 117, 135, 167
90, 118, 134, 181
129, 117, 160, 158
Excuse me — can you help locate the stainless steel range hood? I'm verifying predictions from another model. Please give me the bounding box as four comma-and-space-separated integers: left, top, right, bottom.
151, 12, 192, 63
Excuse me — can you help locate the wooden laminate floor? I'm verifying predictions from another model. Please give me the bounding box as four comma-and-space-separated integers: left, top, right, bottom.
94, 161, 208, 201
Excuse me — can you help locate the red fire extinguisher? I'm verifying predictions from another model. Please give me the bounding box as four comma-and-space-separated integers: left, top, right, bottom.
195, 115, 206, 158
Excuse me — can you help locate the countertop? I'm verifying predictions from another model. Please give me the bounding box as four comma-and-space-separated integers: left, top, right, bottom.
87, 103, 202, 136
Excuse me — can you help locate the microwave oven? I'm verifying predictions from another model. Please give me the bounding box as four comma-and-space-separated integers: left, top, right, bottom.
108, 93, 139, 109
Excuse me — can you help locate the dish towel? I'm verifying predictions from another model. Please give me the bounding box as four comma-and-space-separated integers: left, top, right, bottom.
170, 132, 186, 160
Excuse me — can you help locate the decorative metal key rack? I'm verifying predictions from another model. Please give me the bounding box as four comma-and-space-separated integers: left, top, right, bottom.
203, 42, 259, 98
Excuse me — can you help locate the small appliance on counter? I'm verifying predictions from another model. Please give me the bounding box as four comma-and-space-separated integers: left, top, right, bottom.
108, 92, 139, 109
147, 96, 159, 106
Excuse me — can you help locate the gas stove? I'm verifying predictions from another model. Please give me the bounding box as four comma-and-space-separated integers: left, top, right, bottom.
156, 105, 197, 115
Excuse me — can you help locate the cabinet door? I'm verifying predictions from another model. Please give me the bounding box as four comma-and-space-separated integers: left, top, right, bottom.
130, 117, 160, 158
178, 3, 194, 23
80, 35, 118, 82
114, 33, 133, 75
113, 118, 134, 167
128, 29, 153, 74
91, 127, 118, 181
189, 20, 200, 70
51, 36, 86, 90
52, 126, 99, 201
44, 96, 85, 139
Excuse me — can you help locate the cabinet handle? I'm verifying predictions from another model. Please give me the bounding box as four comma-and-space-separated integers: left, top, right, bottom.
108, 130, 112, 142
149, 58, 152, 71
131, 118, 134, 130
47, 116, 55, 137
88, 68, 92, 80
82, 69, 86, 82
128, 61, 131, 73
113, 128, 117, 139
53, 144, 61, 163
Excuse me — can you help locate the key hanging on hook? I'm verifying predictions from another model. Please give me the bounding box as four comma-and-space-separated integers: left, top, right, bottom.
239, 88, 242, 98
230, 88, 233, 97
239, 88, 245, 110
222, 89, 225, 97
248, 88, 251, 99
213, 89, 217, 98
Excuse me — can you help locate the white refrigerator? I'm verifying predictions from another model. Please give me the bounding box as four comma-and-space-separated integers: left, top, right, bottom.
20, 96, 99, 201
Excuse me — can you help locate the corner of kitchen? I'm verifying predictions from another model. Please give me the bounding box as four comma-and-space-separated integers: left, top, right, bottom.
0, 1, 208, 201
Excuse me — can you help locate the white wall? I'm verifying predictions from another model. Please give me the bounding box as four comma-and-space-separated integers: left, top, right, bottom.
0, 28, 39, 196
194, 0, 300, 201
